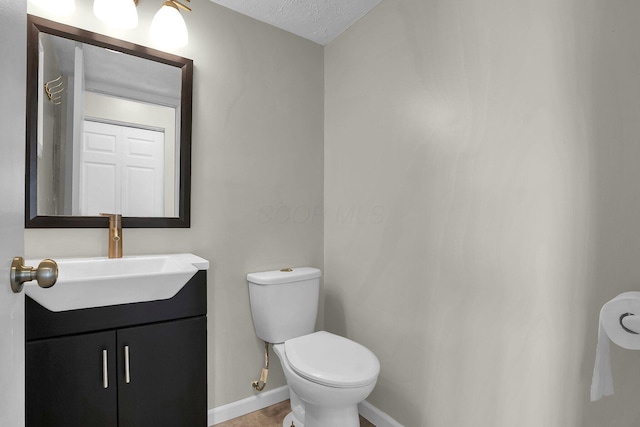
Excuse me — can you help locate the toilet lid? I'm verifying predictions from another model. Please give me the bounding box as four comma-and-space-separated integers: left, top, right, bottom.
284, 331, 380, 388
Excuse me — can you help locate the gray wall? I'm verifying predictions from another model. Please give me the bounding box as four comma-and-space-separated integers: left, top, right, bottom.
25, 0, 324, 408
325, 0, 640, 425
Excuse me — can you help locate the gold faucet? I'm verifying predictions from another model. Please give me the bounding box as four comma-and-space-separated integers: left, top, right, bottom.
100, 213, 122, 258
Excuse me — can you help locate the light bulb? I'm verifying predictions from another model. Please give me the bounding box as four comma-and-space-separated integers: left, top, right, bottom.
29, 0, 76, 16
150, 3, 189, 49
94, 0, 138, 30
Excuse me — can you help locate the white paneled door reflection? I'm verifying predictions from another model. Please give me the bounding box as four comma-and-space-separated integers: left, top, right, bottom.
79, 120, 165, 217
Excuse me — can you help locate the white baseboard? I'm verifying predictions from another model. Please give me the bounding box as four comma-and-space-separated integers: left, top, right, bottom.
208, 387, 403, 427
208, 386, 290, 426
359, 400, 404, 427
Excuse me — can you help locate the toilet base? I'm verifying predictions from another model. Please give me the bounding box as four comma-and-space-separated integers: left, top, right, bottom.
282, 405, 360, 427
283, 411, 304, 427
304, 403, 360, 427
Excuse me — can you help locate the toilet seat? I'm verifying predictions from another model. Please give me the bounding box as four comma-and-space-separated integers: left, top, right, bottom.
284, 331, 380, 388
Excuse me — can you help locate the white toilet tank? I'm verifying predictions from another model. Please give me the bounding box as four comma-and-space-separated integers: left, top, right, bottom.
247, 267, 321, 343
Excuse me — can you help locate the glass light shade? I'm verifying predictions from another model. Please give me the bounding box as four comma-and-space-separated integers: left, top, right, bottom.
93, 0, 138, 30
150, 4, 189, 49
29, 0, 76, 16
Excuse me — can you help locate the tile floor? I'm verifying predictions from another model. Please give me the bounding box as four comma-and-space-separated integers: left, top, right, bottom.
216, 400, 375, 427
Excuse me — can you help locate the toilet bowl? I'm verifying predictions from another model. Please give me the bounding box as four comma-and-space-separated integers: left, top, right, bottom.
246, 268, 380, 427
273, 331, 379, 427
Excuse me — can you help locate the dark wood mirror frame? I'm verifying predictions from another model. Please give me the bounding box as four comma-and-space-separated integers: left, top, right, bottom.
26, 15, 193, 228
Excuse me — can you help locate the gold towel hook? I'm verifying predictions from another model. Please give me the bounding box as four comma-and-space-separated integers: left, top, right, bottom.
44, 75, 64, 104
45, 75, 62, 85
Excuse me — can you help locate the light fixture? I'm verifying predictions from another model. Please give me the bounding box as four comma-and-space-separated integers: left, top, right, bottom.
28, 0, 76, 16
150, 0, 191, 49
93, 0, 139, 30
91, 0, 190, 49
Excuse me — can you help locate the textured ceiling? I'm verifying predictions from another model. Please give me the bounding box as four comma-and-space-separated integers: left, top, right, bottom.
208, 0, 381, 45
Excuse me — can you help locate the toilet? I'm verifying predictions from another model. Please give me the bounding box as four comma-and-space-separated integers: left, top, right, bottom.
247, 267, 379, 427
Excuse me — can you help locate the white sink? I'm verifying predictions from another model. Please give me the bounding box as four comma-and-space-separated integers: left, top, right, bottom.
24, 253, 209, 312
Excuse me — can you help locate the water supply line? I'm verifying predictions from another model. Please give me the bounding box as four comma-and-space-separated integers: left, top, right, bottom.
252, 341, 269, 391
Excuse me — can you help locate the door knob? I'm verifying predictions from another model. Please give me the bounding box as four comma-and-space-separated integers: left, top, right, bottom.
10, 257, 58, 293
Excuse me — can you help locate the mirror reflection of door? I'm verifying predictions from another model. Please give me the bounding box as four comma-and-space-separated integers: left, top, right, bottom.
80, 120, 165, 217
36, 30, 181, 219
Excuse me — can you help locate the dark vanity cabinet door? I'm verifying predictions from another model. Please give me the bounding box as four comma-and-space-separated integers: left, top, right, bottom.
27, 318, 207, 427
26, 331, 118, 427
118, 316, 207, 427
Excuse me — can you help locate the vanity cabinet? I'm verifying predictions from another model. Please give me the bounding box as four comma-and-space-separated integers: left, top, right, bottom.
26, 271, 207, 427
27, 330, 117, 427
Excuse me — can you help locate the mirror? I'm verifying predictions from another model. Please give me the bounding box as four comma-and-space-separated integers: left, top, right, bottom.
26, 15, 193, 228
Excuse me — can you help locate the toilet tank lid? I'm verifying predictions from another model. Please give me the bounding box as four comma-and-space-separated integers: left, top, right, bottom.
247, 267, 321, 285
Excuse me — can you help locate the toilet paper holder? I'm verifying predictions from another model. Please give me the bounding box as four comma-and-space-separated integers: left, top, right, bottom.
620, 313, 640, 335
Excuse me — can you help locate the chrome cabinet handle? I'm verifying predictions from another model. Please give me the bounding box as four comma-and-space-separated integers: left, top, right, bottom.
102, 350, 108, 389
124, 346, 131, 384
10, 256, 58, 293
